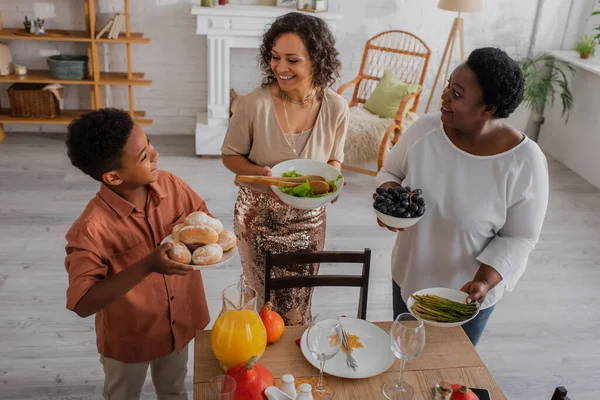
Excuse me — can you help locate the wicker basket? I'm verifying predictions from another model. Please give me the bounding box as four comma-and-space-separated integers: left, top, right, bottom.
7, 83, 62, 118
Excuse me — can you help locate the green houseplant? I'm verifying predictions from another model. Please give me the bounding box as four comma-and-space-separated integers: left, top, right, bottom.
592, 1, 600, 44
518, 54, 575, 140
575, 35, 596, 59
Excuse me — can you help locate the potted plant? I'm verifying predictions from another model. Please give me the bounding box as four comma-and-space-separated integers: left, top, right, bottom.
575, 35, 596, 59
518, 54, 575, 141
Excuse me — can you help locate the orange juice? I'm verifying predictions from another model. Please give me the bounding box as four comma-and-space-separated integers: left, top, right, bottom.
211, 309, 267, 371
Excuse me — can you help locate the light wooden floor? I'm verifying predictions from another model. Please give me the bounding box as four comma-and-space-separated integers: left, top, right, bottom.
0, 133, 597, 400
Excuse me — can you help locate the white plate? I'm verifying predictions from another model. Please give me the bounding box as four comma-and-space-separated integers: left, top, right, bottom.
407, 287, 481, 328
160, 235, 238, 269
300, 317, 395, 379
270, 159, 344, 210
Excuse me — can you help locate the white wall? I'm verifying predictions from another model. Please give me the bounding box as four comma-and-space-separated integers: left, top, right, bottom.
0, 0, 588, 134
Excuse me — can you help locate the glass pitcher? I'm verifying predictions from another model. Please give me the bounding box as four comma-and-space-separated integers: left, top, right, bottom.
211, 275, 267, 371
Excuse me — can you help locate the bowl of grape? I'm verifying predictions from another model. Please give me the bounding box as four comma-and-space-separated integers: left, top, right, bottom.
373, 185, 426, 229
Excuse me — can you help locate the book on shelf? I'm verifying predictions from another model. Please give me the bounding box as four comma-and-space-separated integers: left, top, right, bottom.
96, 16, 114, 39
109, 14, 124, 39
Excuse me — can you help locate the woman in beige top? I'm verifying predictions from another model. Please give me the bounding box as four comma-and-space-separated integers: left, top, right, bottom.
221, 12, 349, 325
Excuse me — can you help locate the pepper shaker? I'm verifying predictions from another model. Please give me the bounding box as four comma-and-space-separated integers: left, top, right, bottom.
295, 383, 313, 400
280, 374, 297, 398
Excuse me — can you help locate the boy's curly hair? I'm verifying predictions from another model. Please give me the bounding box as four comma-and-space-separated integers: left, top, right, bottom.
66, 108, 134, 182
259, 12, 341, 95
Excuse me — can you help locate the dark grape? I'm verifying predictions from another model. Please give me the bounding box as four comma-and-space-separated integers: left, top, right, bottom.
396, 207, 406, 214
413, 189, 422, 195
385, 198, 393, 206
379, 205, 388, 214
395, 186, 407, 194
417, 198, 425, 206
416, 206, 424, 216
373, 201, 379, 208
387, 187, 396, 194
376, 195, 386, 202
402, 211, 411, 218
392, 192, 400, 200
376, 187, 387, 195
411, 203, 419, 212
400, 200, 409, 208
400, 193, 409, 200
405, 186, 412, 192
389, 205, 396, 213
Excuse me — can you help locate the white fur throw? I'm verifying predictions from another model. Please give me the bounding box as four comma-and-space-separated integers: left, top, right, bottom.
343, 106, 418, 166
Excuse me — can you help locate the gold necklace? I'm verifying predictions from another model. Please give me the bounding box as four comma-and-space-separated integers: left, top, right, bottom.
280, 88, 316, 108
282, 96, 315, 136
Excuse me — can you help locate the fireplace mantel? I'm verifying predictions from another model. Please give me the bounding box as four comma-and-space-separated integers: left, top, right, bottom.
191, 4, 343, 155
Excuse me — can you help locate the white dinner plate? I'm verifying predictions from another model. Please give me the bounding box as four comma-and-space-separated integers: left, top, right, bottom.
160, 235, 238, 269
300, 317, 396, 379
407, 287, 481, 327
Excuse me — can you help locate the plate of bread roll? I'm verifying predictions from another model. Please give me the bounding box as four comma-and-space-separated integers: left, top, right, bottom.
160, 211, 238, 269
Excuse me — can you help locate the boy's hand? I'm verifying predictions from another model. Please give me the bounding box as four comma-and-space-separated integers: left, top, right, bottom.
147, 242, 195, 276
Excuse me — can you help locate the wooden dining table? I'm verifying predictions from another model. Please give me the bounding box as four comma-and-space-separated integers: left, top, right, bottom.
194, 321, 507, 399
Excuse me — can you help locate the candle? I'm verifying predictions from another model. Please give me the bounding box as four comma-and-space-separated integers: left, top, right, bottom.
314, 0, 327, 11
14, 65, 27, 76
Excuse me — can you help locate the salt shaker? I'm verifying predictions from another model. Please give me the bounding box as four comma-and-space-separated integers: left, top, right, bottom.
295, 383, 313, 400
280, 374, 297, 398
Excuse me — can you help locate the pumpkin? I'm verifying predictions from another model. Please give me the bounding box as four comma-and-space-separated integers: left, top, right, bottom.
450, 384, 480, 400
226, 355, 275, 400
259, 302, 285, 343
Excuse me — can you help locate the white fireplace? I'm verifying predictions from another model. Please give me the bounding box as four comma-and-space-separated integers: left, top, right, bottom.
191, 4, 343, 156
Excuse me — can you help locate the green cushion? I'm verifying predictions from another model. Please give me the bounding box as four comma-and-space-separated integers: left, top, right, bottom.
363, 70, 422, 120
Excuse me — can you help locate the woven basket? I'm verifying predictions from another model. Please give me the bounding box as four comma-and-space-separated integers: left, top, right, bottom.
47, 55, 89, 80
7, 83, 62, 118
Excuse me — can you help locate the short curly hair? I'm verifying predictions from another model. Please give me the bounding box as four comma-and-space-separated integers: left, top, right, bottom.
66, 108, 134, 182
466, 47, 524, 119
259, 12, 341, 95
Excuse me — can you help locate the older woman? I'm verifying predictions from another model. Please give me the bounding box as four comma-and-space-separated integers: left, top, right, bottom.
221, 12, 348, 325
376, 47, 549, 346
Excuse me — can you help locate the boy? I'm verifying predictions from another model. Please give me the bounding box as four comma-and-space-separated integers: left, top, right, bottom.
64, 108, 210, 399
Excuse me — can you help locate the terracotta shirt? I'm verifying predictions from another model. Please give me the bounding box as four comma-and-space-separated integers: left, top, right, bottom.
64, 171, 211, 363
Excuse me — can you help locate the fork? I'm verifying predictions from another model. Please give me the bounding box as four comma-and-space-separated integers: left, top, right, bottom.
339, 323, 358, 371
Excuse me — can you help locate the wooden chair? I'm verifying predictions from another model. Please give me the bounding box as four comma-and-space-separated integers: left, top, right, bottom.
551, 387, 570, 400
338, 30, 430, 176
264, 249, 371, 320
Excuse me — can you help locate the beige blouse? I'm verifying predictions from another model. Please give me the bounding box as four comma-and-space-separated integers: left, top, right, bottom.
221, 85, 349, 168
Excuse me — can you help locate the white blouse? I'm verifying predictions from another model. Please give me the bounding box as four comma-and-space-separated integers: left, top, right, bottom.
376, 113, 549, 309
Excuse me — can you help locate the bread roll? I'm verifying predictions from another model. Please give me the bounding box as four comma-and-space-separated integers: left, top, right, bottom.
167, 241, 192, 264
217, 230, 237, 251
161, 234, 176, 246
184, 211, 211, 226
178, 225, 218, 246
192, 244, 223, 266
205, 217, 223, 234
171, 223, 186, 241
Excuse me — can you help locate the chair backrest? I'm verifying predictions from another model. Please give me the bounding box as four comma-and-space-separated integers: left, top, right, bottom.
551, 387, 570, 400
350, 30, 431, 111
264, 249, 371, 320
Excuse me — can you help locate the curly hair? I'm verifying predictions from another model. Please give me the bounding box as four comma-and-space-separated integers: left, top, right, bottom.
259, 12, 341, 95
66, 108, 134, 182
466, 47, 524, 119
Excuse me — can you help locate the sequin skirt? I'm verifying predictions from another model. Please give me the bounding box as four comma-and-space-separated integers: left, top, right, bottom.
233, 186, 326, 326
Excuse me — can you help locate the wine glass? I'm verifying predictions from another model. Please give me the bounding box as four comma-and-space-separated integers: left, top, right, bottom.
382, 313, 426, 400
208, 375, 236, 400
306, 313, 342, 399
